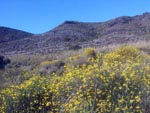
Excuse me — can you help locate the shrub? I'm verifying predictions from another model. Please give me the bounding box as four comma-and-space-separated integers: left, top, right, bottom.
83, 47, 97, 59
104, 46, 142, 63
0, 55, 10, 69
36, 60, 65, 75
69, 45, 81, 50
69, 55, 89, 67
0, 76, 52, 113
1, 46, 150, 112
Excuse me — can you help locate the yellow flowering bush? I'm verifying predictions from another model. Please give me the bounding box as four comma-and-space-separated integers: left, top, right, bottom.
0, 76, 52, 113
1, 46, 150, 112
83, 47, 97, 58
104, 46, 142, 63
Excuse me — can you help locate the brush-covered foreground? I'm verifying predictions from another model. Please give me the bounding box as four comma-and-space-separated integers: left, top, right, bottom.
1, 46, 150, 113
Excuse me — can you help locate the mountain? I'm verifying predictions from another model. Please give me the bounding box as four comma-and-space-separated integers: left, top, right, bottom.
0, 27, 33, 43
0, 27, 33, 54
1, 12, 150, 55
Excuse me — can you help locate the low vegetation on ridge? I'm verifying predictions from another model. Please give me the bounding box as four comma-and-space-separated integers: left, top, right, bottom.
1, 45, 150, 112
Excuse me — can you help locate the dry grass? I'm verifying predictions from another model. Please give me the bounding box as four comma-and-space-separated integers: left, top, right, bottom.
7, 40, 150, 70
93, 40, 150, 54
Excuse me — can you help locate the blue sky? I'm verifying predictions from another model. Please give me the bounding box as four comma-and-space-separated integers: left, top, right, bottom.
1, 0, 150, 34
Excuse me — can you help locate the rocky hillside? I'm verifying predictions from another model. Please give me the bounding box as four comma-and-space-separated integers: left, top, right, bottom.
0, 27, 33, 43
0, 27, 33, 54
1, 12, 150, 54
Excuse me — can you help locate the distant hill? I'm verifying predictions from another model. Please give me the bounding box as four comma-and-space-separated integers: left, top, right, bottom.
0, 27, 33, 43
0, 27, 33, 54
1, 12, 150, 54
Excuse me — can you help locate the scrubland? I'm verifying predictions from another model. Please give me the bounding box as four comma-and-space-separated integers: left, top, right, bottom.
1, 41, 150, 112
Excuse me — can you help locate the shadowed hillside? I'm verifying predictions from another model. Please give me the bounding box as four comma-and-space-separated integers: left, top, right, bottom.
0, 27, 33, 43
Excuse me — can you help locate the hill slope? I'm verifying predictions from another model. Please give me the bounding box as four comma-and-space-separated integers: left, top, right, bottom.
1, 12, 150, 54
0, 27, 33, 43
0, 27, 33, 54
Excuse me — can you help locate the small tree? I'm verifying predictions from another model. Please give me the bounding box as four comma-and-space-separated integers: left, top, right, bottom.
0, 55, 10, 69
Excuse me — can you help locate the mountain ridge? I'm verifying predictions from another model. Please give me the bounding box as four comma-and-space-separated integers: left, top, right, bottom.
1, 12, 150, 55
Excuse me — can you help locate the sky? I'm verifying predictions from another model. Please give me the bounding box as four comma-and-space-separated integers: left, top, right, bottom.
1, 0, 150, 34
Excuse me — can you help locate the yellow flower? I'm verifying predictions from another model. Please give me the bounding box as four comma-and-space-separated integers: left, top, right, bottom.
46, 102, 51, 106
115, 107, 120, 112
135, 96, 141, 102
